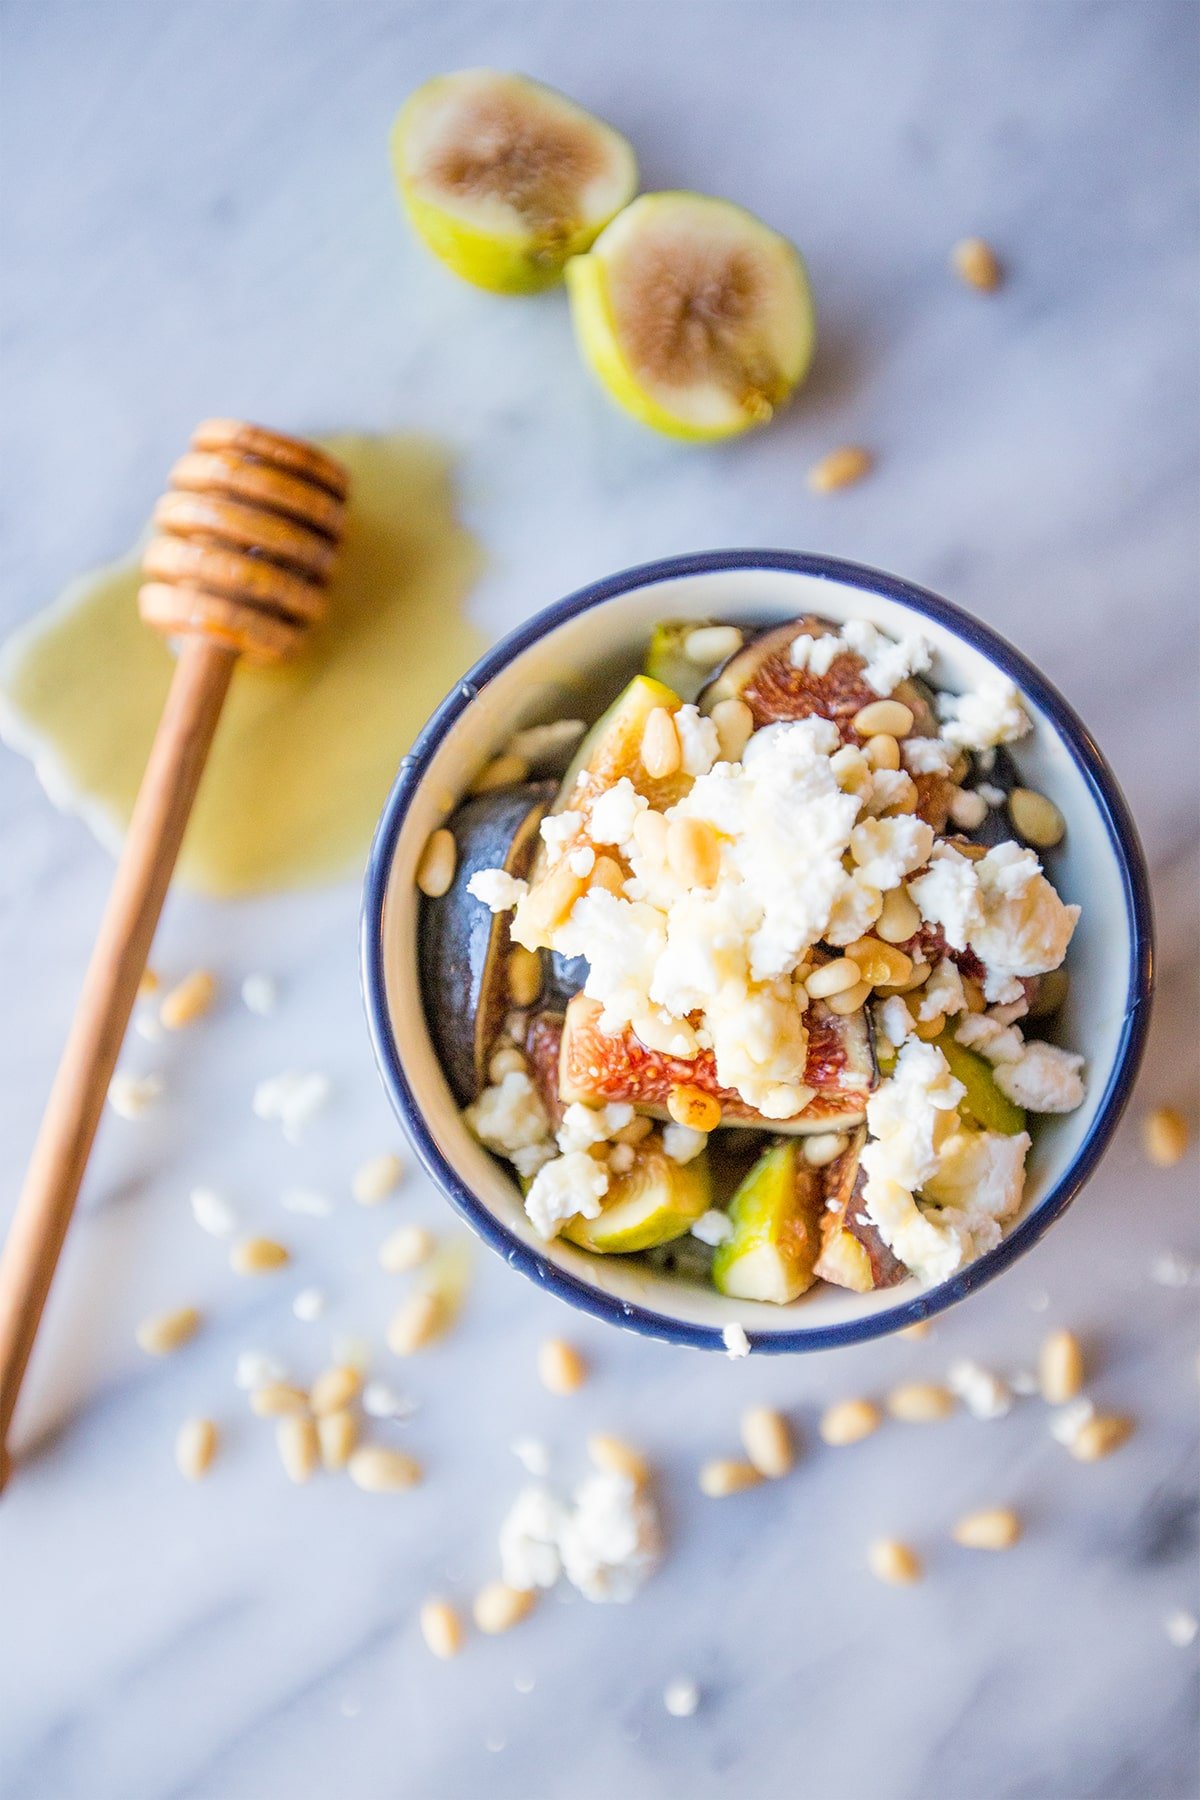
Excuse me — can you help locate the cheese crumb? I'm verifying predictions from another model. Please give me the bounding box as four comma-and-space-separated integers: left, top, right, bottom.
937, 674, 1031, 750
468, 868, 530, 912
664, 1677, 701, 1717
691, 1209, 734, 1246
108, 1071, 164, 1119
722, 1322, 751, 1358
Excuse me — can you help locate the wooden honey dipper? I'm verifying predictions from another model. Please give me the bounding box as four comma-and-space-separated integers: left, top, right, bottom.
0, 420, 348, 1487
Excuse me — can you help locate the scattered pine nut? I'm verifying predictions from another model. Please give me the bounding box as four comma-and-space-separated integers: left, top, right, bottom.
473, 1581, 535, 1635
666, 1083, 722, 1132
808, 445, 873, 493
1038, 1329, 1085, 1405
276, 1414, 319, 1484
379, 1224, 436, 1274
230, 1236, 290, 1276
537, 1337, 587, 1395
387, 1290, 447, 1356
416, 827, 456, 898
868, 1538, 923, 1585
420, 1598, 466, 1660
853, 699, 915, 740
740, 1406, 794, 1478
470, 752, 529, 795
310, 1365, 362, 1416
159, 970, 217, 1031
586, 1433, 650, 1486
640, 707, 682, 780
887, 1381, 955, 1424
1069, 1413, 1134, 1462
952, 236, 1003, 291
1008, 787, 1065, 849
108, 1070, 164, 1119
507, 945, 543, 1008
820, 1399, 883, 1446
1144, 1107, 1189, 1168
898, 1320, 932, 1341
684, 624, 743, 667
135, 1305, 202, 1356
347, 1446, 423, 1492
250, 1381, 310, 1418
138, 968, 161, 999
710, 697, 754, 762
175, 1417, 218, 1481
352, 1152, 404, 1205
317, 1408, 358, 1471
952, 1507, 1022, 1550
698, 1458, 763, 1498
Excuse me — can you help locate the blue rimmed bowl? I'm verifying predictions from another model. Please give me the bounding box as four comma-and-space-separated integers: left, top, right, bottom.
361, 552, 1153, 1352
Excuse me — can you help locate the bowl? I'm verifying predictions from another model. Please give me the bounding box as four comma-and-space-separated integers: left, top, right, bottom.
361, 551, 1152, 1352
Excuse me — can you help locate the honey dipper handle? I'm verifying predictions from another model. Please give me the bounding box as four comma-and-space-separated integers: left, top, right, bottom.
0, 635, 237, 1487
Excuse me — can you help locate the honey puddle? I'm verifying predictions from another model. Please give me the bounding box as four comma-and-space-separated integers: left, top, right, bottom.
0, 434, 484, 896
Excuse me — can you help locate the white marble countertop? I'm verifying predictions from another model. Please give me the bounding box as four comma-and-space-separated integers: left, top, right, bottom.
2, 4, 1197, 1797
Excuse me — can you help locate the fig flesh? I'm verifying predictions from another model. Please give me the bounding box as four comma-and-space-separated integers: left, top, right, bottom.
813, 1127, 907, 1292
711, 1140, 825, 1302
561, 1134, 711, 1253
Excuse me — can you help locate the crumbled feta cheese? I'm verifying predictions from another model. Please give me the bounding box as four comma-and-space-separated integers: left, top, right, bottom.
825, 871, 885, 946
877, 995, 915, 1049
556, 1101, 634, 1155
134, 1013, 164, 1043
540, 810, 583, 863
993, 1041, 1086, 1113
500, 1485, 569, 1591
524, 1150, 609, 1240
189, 1185, 238, 1238
674, 704, 720, 777
241, 972, 278, 1016
722, 1322, 751, 1358
252, 1070, 330, 1142
923, 1127, 1030, 1225
107, 1071, 164, 1119
977, 782, 1007, 809
235, 1350, 286, 1390
588, 777, 648, 849
292, 1285, 327, 1322
948, 1358, 1014, 1419
861, 769, 919, 818
465, 1071, 551, 1159
511, 1436, 551, 1477
467, 867, 529, 913
663, 1123, 708, 1165
937, 674, 1031, 751
1164, 1610, 1199, 1649
567, 845, 596, 878
362, 1379, 416, 1420
849, 816, 934, 890
499, 1472, 661, 1604
919, 957, 967, 1022
840, 617, 934, 696
955, 1014, 1024, 1064
910, 842, 1078, 1003
902, 737, 956, 778
790, 631, 846, 676
988, 995, 1029, 1025
507, 719, 586, 766
1150, 1251, 1197, 1288
1048, 1397, 1095, 1449
664, 1678, 701, 1717
608, 1141, 636, 1174
691, 1208, 734, 1246
908, 846, 982, 951
948, 787, 989, 831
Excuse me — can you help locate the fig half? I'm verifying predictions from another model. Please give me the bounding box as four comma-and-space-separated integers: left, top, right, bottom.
392, 70, 637, 294
566, 192, 815, 440
813, 1127, 907, 1292
711, 1140, 825, 1303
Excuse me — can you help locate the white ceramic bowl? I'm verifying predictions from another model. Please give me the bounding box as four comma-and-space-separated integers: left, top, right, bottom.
362, 552, 1152, 1351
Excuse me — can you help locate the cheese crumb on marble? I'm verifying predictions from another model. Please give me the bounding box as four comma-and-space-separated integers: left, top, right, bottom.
189, 1186, 238, 1238
241, 973, 278, 1016
663, 1677, 701, 1717
252, 1070, 331, 1142
948, 1358, 1014, 1419
499, 1470, 662, 1604
722, 1322, 751, 1358
108, 1071, 164, 1119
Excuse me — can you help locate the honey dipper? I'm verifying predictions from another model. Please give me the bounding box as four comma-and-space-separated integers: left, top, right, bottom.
0, 420, 348, 1487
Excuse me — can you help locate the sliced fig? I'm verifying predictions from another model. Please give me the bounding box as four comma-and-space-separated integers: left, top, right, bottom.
419, 782, 554, 1106
936, 1031, 1027, 1136
561, 1134, 711, 1253
813, 1128, 907, 1292
711, 1139, 825, 1302
642, 620, 743, 702
557, 994, 875, 1134
524, 1010, 566, 1129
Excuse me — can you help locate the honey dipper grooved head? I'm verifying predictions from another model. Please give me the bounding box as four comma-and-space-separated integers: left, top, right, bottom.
138, 421, 349, 665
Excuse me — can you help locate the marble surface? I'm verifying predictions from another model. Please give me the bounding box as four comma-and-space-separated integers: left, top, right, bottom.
1, 3, 1197, 1796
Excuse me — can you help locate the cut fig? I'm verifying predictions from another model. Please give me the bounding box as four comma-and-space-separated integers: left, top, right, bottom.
524, 1010, 566, 1129
642, 620, 742, 702
937, 1031, 1027, 1136
813, 1127, 907, 1292
711, 1140, 824, 1302
391, 71, 637, 294
419, 781, 554, 1105
557, 994, 875, 1133
561, 1135, 711, 1253
554, 672, 685, 814
566, 192, 816, 441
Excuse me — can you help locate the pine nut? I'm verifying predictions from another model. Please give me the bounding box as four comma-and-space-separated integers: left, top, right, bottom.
613, 1114, 654, 1146
1069, 1413, 1134, 1462
826, 978, 874, 1015
420, 1598, 465, 1660
876, 886, 920, 944
808, 445, 873, 493
953, 839, 989, 861
537, 1337, 587, 1395
711, 697, 754, 762
470, 751, 530, 795
963, 979, 987, 1014
230, 1236, 290, 1276
912, 1011, 946, 1041
898, 1319, 932, 1340
310, 1365, 362, 1416
803, 1132, 849, 1168
806, 957, 863, 999
416, 827, 457, 898
138, 968, 161, 998
474, 1581, 536, 1634
276, 1414, 318, 1484
507, 945, 543, 1007
1144, 1106, 1189, 1167
387, 1290, 447, 1356
666, 816, 722, 888
820, 1399, 883, 1446
1038, 1329, 1085, 1404
348, 1446, 423, 1492
175, 1417, 218, 1481
516, 859, 588, 945
160, 970, 217, 1030
488, 1042, 527, 1081
740, 1406, 794, 1478
846, 937, 913, 987
882, 959, 932, 994
590, 853, 625, 895
684, 625, 743, 667
853, 700, 915, 739
949, 787, 989, 831
698, 1457, 763, 1497
640, 707, 682, 780
317, 1408, 358, 1471
952, 236, 1003, 292
864, 732, 901, 771
136, 1305, 202, 1356
666, 1083, 722, 1132
1008, 787, 1065, 849
952, 1507, 1022, 1550
587, 1433, 651, 1486
868, 1539, 923, 1585
887, 1381, 955, 1423
250, 1381, 310, 1418
379, 1224, 435, 1274
632, 807, 670, 866
352, 1151, 404, 1205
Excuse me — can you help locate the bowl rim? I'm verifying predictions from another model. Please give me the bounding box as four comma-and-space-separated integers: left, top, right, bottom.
360, 549, 1154, 1352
